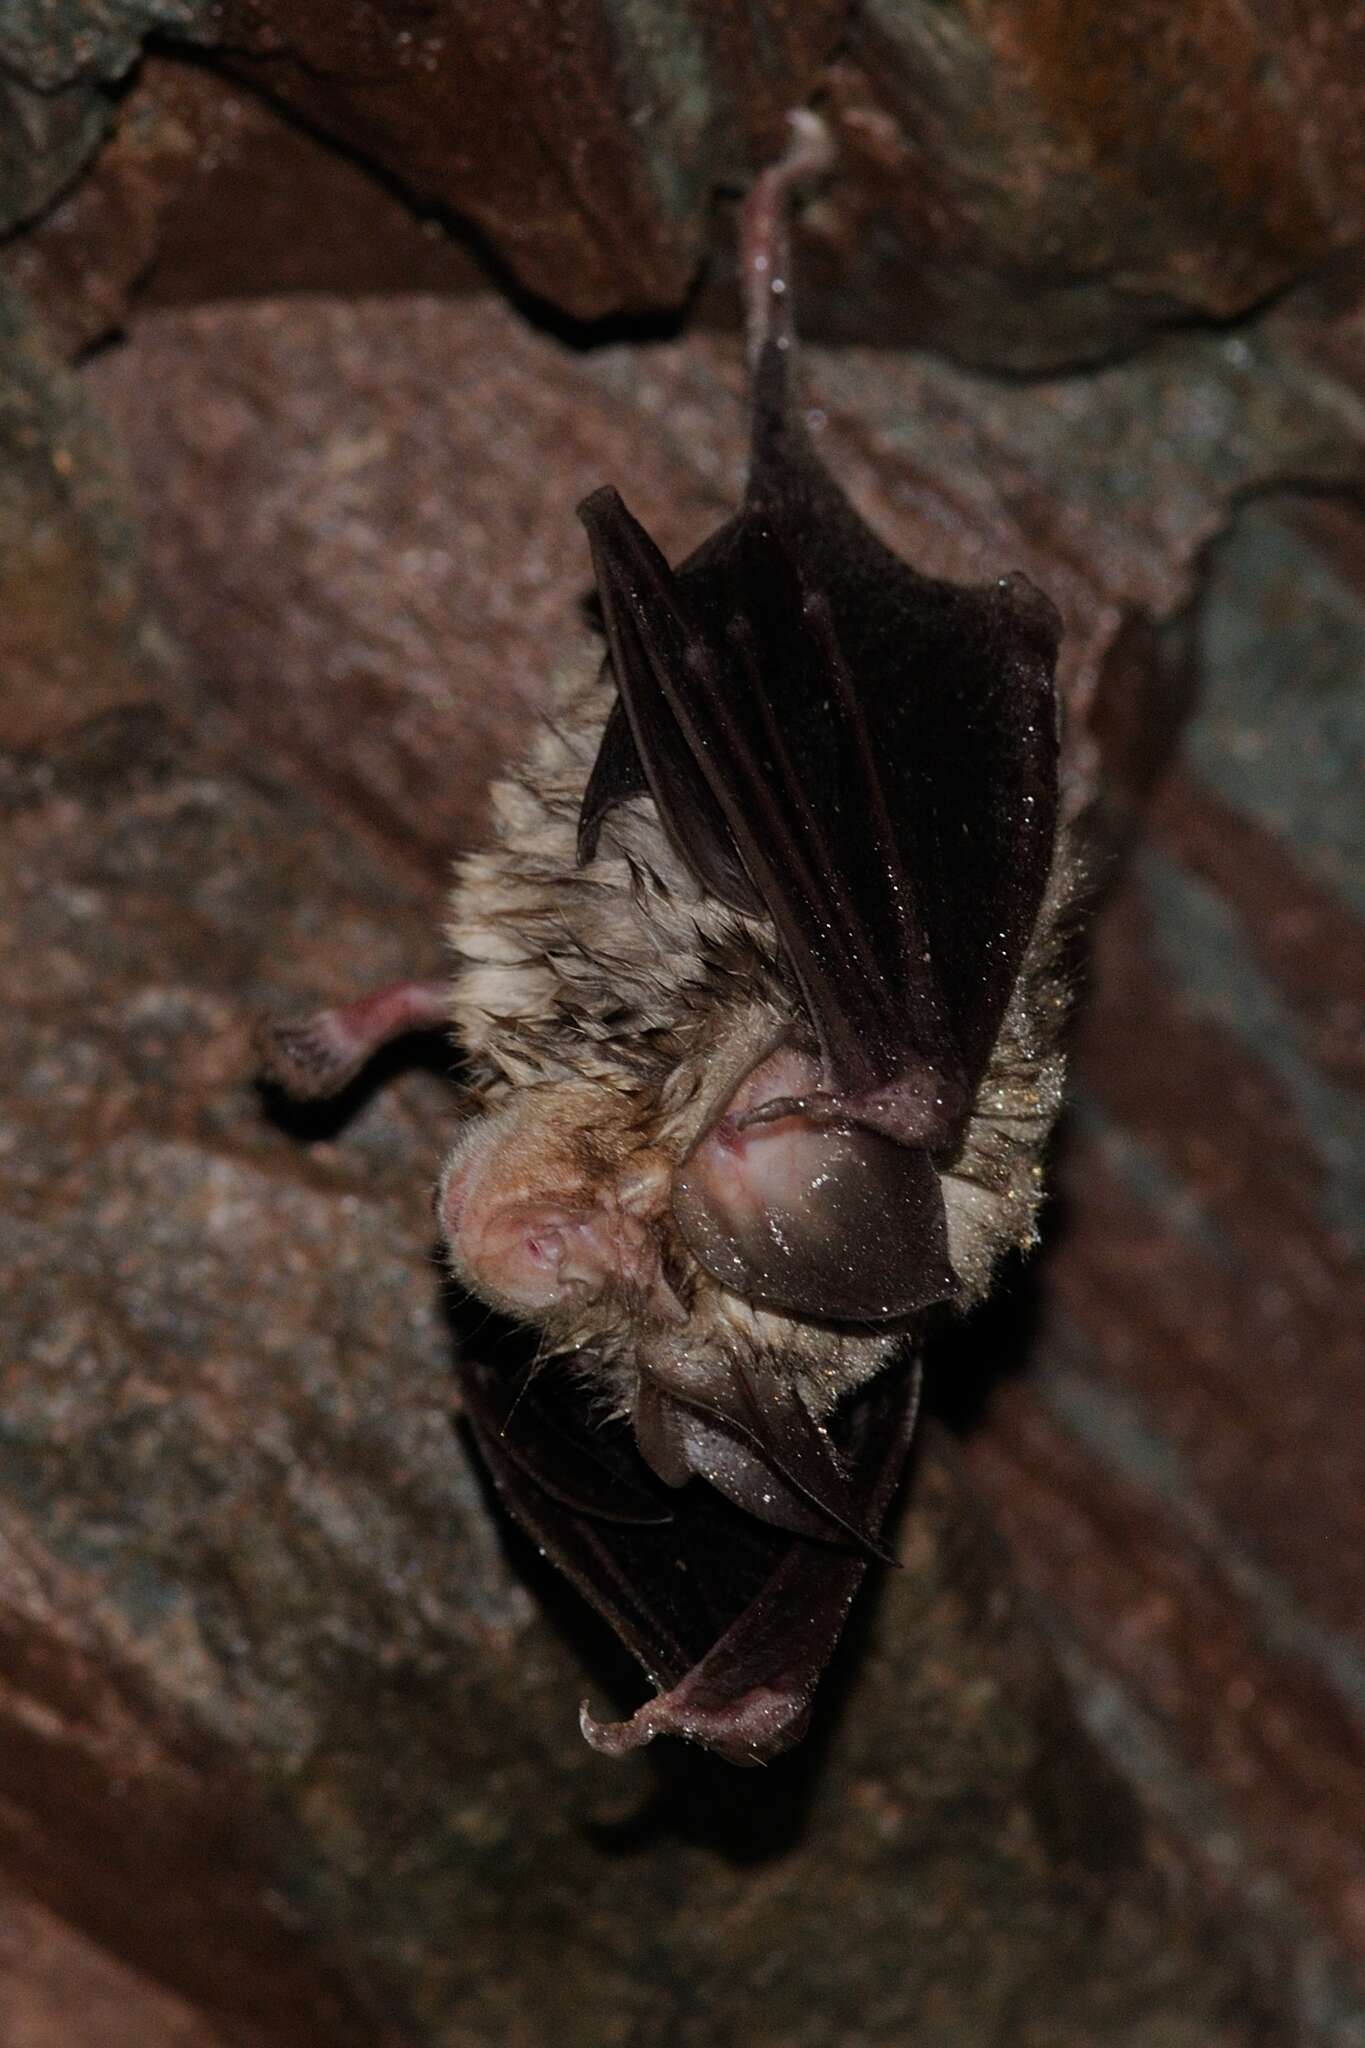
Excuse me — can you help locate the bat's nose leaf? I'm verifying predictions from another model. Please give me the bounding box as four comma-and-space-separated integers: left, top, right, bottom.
674, 1111, 957, 1323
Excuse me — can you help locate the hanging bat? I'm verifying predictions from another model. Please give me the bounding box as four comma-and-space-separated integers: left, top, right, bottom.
259, 112, 1078, 1766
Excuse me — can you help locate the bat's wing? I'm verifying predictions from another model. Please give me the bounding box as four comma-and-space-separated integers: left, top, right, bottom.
581, 345, 1060, 1103
743, 339, 1062, 1092
459, 1342, 918, 1764
578, 388, 1058, 1318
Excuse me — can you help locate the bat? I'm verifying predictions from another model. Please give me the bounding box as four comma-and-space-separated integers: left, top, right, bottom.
259, 112, 1078, 1766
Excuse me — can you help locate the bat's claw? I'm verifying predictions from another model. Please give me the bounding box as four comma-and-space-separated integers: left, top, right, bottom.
780, 107, 835, 181
254, 1010, 366, 1100
255, 978, 452, 1099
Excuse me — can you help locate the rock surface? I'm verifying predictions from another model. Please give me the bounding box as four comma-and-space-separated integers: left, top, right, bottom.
0, 58, 489, 362
804, 0, 1365, 366
0, 1875, 221, 2048
0, 279, 1340, 2047
0, 687, 1287, 2048
0, 1, 212, 239
8, 3, 1365, 366
966, 488, 1365, 1978
209, 0, 845, 323
85, 291, 1365, 878
3, 8, 1365, 2040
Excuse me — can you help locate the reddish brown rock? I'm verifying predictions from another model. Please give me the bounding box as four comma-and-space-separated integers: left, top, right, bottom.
190, 0, 1365, 364
1, 269, 1324, 2042
8, 1, 1365, 370
209, 0, 843, 321
963, 492, 1365, 1997
4, 31, 1365, 2032
0, 57, 487, 359
85, 296, 740, 876
0, 1878, 224, 2048
797, 0, 1356, 366
0, 693, 1290, 2045
0, 288, 163, 749
86, 291, 1365, 882
10, 3, 1365, 392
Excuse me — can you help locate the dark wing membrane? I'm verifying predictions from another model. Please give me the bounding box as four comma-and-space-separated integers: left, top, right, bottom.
667, 1346, 899, 1560
578, 343, 1060, 1099
462, 1349, 673, 1528
578, 498, 759, 916
579, 488, 959, 1100
673, 1109, 955, 1322
577, 508, 753, 879
582, 1359, 919, 1763
459, 1344, 918, 1764
743, 338, 1062, 1086
577, 696, 645, 870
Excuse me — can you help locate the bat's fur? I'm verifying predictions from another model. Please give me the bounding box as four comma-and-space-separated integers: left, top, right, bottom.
446, 635, 1079, 1422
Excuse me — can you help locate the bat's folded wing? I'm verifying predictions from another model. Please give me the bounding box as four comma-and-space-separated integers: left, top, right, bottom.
459, 1343, 918, 1764
579, 422, 1060, 1110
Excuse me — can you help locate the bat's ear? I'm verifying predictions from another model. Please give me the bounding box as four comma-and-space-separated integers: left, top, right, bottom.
673, 1049, 958, 1323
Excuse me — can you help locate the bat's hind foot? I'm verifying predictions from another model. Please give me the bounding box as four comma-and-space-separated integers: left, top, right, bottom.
256, 979, 451, 1099
256, 1011, 368, 1099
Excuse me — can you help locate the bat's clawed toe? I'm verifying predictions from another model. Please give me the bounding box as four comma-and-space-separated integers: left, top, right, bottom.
255, 978, 452, 1100
255, 1010, 368, 1100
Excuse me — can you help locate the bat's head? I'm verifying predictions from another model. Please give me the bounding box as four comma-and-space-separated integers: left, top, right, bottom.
438, 1082, 682, 1329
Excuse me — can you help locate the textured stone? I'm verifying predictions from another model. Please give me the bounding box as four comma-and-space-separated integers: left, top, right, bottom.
77, 298, 1365, 2011
0, 270, 1314, 2040
87, 294, 706, 874
0, 694, 1293, 2045
0, 1877, 223, 2048
0, 0, 215, 239
207, 0, 843, 321
964, 493, 1365, 1989
5, 31, 1365, 2032
0, 73, 111, 239
9, 1, 1365, 368
87, 292, 1365, 883
0, 283, 165, 746
0, 57, 487, 359
191, 0, 1365, 364
798, 0, 1362, 368
0, 2, 206, 86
